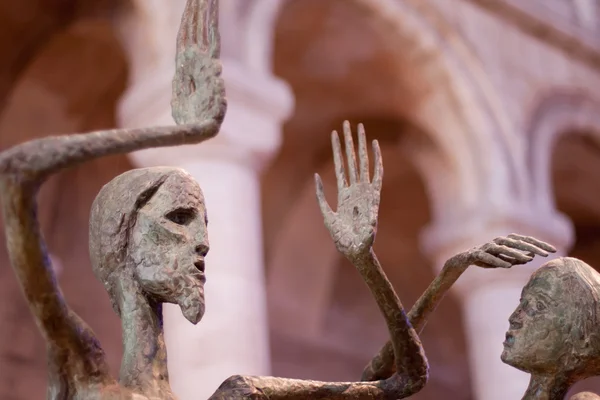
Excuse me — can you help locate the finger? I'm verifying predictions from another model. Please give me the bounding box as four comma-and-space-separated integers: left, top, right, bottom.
493, 237, 549, 257
357, 123, 369, 183
315, 174, 335, 218
507, 234, 557, 253
207, 0, 221, 58
473, 251, 512, 269
343, 121, 359, 184
332, 131, 347, 191
497, 254, 531, 265
372, 140, 383, 192
485, 244, 533, 263
177, 0, 204, 51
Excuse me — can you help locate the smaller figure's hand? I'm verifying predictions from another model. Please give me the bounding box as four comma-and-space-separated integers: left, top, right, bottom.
208, 375, 267, 400
172, 0, 226, 126
315, 121, 383, 261
446, 233, 557, 269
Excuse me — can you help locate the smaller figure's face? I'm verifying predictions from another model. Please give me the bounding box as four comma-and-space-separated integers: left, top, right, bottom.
501, 274, 569, 374
130, 173, 209, 324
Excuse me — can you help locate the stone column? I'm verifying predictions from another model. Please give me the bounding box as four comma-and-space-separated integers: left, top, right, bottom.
420, 210, 574, 400
117, 7, 294, 397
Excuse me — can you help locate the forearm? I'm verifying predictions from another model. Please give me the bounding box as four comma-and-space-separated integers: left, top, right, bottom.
352, 250, 428, 382
0, 174, 111, 382
210, 373, 424, 400
408, 261, 468, 331
361, 261, 468, 381
0, 178, 73, 340
0, 121, 219, 183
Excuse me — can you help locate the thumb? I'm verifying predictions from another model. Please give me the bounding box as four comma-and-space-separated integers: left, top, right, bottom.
315, 173, 334, 219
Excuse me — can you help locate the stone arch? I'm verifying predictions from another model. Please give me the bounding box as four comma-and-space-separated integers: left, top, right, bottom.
245, 0, 525, 224
526, 90, 600, 214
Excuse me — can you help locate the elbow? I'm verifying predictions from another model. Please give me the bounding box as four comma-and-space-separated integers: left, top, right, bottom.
410, 367, 429, 394
386, 360, 429, 399
0, 150, 14, 177
0, 140, 51, 185
0, 144, 33, 181
410, 351, 430, 393
382, 369, 428, 400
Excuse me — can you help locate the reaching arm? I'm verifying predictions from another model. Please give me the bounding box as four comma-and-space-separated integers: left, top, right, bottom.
0, 0, 225, 184
0, 0, 224, 373
0, 122, 219, 182
0, 178, 112, 383
209, 122, 428, 400
210, 252, 427, 400
361, 235, 557, 381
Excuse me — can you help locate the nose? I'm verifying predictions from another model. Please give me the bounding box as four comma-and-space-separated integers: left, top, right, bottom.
508, 308, 524, 330
195, 243, 209, 257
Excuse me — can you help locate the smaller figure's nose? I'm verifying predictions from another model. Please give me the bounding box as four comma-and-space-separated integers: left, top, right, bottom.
508, 309, 524, 330
195, 243, 209, 257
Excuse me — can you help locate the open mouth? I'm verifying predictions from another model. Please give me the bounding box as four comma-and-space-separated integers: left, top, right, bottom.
194, 258, 205, 273
192, 258, 206, 283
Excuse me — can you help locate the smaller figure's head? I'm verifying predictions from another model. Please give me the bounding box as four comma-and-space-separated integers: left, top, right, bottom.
501, 257, 600, 377
89, 167, 209, 324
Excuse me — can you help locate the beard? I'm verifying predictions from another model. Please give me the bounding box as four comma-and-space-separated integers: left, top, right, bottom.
135, 258, 206, 324
179, 284, 206, 324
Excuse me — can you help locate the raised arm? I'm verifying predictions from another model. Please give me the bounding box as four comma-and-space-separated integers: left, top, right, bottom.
0, 0, 224, 370
208, 122, 428, 400
0, 0, 225, 183
361, 234, 556, 381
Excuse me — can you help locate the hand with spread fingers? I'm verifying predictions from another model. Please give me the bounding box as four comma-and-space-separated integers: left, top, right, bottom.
315, 120, 383, 261
361, 233, 558, 382
172, 0, 226, 126
446, 233, 557, 270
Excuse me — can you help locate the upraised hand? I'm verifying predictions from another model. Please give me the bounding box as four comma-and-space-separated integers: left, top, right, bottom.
447, 233, 557, 269
172, 0, 226, 126
0, 0, 226, 181
315, 121, 383, 261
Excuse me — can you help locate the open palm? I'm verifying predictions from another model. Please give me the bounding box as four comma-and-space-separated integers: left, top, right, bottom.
315, 121, 383, 261
171, 0, 226, 126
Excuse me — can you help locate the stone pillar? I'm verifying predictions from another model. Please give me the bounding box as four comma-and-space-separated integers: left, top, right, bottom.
421, 210, 574, 400
116, 6, 294, 396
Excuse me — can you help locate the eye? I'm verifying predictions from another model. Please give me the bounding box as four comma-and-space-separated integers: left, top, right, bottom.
536, 301, 547, 312
165, 208, 196, 226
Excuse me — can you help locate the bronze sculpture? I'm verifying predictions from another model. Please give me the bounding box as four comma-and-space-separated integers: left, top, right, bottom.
0, 0, 432, 398
502, 257, 600, 399
361, 237, 557, 382
0, 0, 225, 398
2, 0, 599, 398
358, 222, 600, 399
207, 122, 430, 399
203, 122, 560, 400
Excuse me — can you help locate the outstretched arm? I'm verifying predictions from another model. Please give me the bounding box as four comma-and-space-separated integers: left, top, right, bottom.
0, 0, 224, 371
209, 122, 428, 400
0, 0, 225, 184
361, 234, 556, 381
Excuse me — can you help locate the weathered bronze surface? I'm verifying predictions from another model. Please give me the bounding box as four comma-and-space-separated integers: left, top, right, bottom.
207, 121, 430, 399
0, 0, 431, 396
358, 231, 600, 399
0, 0, 224, 398
502, 257, 600, 400
361, 235, 557, 381
3, 0, 599, 398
